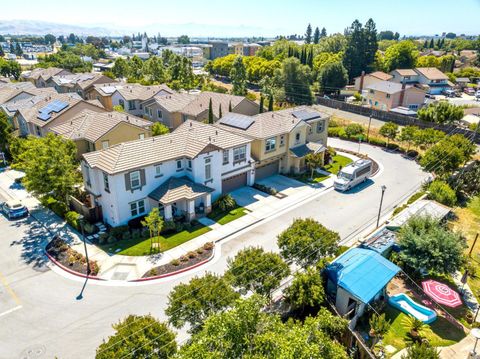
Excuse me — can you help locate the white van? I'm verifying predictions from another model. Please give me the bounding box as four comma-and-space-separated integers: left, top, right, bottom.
334, 159, 373, 191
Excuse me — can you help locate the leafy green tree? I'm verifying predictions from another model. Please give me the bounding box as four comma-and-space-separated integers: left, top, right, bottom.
305, 24, 312, 44
285, 267, 325, 312
364, 18, 378, 67
11, 134, 81, 206
96, 314, 176, 359
312, 52, 343, 75
177, 35, 190, 44
128, 55, 144, 80
0, 111, 12, 156
417, 102, 464, 124
379, 122, 399, 147
165, 273, 239, 333
427, 180, 457, 206
317, 61, 348, 93
344, 123, 364, 138
141, 207, 164, 252
207, 98, 213, 124
226, 247, 290, 299
402, 343, 440, 359
14, 42, 23, 56
44, 34, 56, 45
280, 57, 312, 104
230, 56, 247, 96
398, 125, 419, 153
305, 152, 324, 179
144, 56, 166, 83
0, 46, 4, 57
451, 160, 480, 197
112, 57, 129, 78
277, 218, 339, 268
321, 27, 327, 38
380, 40, 419, 72
397, 215, 466, 274
413, 127, 445, 149
313, 27, 321, 44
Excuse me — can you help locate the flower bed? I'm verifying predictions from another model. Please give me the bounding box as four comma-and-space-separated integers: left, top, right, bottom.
46, 237, 100, 276
141, 242, 214, 278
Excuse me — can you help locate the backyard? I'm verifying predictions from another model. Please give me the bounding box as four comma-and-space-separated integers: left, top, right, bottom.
99, 223, 211, 256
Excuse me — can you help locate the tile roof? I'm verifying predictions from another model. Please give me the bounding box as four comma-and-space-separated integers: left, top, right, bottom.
366, 81, 410, 94
148, 176, 214, 204
93, 82, 173, 101
369, 71, 393, 81
152, 92, 197, 112
0, 83, 56, 104
393, 69, 417, 76
216, 106, 327, 139
83, 129, 222, 174
51, 73, 113, 90
23, 67, 69, 81
414, 67, 449, 80
49, 109, 152, 143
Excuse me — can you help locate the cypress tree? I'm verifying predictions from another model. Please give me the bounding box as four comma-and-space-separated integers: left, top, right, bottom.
208, 98, 214, 124
320, 27, 327, 38
429, 38, 434, 48
259, 95, 264, 113
423, 40, 428, 49
268, 95, 274, 111
219, 104, 222, 119
313, 27, 321, 44
305, 24, 312, 44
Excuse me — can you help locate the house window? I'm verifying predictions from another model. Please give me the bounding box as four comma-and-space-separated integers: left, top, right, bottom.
139, 103, 143, 110
295, 133, 300, 144
35, 125, 41, 136
103, 172, 110, 192
280, 135, 285, 147
119, 99, 124, 109
128, 100, 136, 110
182, 114, 188, 122
316, 121, 324, 133
84, 164, 91, 187
154, 164, 162, 177
144, 107, 148, 114
223, 150, 229, 164
130, 199, 145, 217
233, 146, 246, 162
157, 110, 162, 119
87, 141, 95, 152
265, 137, 276, 152
176, 160, 183, 170
386, 94, 391, 99
187, 160, 192, 169
205, 158, 212, 180
130, 170, 141, 189
102, 140, 109, 149
139, 133, 145, 140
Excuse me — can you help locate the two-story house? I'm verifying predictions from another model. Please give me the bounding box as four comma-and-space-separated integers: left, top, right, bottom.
365, 81, 426, 111
390, 67, 451, 95
50, 73, 114, 98
354, 71, 393, 92
141, 91, 260, 130
81, 120, 253, 226
48, 109, 152, 158
0, 82, 56, 107
22, 67, 72, 88
215, 106, 330, 180
389, 69, 419, 85
87, 83, 174, 113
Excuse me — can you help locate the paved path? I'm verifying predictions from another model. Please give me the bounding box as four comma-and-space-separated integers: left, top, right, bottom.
0, 139, 429, 359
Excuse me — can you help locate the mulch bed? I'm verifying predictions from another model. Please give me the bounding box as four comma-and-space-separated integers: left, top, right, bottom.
46, 237, 100, 276
142, 247, 213, 278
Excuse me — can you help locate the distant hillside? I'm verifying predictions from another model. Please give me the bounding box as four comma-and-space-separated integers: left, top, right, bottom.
0, 20, 123, 36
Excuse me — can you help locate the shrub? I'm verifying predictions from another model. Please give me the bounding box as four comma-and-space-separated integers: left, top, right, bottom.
107, 235, 116, 244
203, 242, 214, 250
141, 228, 150, 239
162, 220, 176, 234
214, 194, 237, 212
175, 222, 184, 233
122, 231, 132, 241
427, 180, 457, 207
327, 126, 346, 138
196, 248, 204, 255
179, 255, 189, 262
183, 222, 192, 231
131, 229, 141, 240
44, 197, 68, 218
65, 211, 80, 229
148, 269, 158, 277
368, 136, 387, 147
187, 251, 197, 259
110, 225, 129, 240
170, 259, 180, 266
127, 215, 146, 229
98, 232, 109, 245
344, 123, 365, 138
89, 261, 100, 275
83, 222, 97, 234
252, 183, 277, 195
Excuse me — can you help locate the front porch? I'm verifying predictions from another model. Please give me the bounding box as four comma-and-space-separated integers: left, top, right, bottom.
148, 176, 214, 222
288, 142, 326, 174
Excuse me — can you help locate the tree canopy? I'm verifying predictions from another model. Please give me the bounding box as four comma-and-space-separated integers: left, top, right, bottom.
285, 267, 325, 312
417, 102, 464, 124
377, 40, 419, 72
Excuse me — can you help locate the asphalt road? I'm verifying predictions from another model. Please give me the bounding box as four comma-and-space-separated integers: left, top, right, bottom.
0, 138, 429, 359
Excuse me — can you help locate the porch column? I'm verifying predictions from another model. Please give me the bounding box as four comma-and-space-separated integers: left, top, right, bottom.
186, 200, 195, 221
164, 204, 173, 221
205, 194, 212, 215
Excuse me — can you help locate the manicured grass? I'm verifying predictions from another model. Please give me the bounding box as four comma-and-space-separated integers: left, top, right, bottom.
99, 224, 211, 256
207, 206, 248, 225
324, 154, 353, 175
382, 305, 466, 352
287, 172, 330, 184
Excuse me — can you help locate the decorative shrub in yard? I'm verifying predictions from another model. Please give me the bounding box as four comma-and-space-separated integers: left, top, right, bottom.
253, 183, 277, 195
214, 194, 237, 212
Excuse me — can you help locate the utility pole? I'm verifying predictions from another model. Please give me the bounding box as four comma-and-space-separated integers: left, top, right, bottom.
376, 185, 387, 228
469, 233, 479, 257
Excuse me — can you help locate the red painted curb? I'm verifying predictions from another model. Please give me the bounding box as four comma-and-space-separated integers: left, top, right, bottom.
129, 249, 215, 282
44, 250, 106, 281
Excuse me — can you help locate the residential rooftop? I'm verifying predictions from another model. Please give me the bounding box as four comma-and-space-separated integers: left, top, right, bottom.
93, 82, 173, 101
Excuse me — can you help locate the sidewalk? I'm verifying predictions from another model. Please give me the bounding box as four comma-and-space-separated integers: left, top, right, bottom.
0, 167, 339, 282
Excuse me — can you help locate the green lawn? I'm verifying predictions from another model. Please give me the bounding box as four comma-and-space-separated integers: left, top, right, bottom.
207, 206, 248, 225
324, 154, 353, 175
382, 305, 466, 352
99, 224, 211, 256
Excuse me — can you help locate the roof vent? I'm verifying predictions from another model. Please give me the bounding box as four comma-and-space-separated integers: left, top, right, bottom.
208, 136, 211, 142
190, 122, 192, 127
271, 114, 274, 118
215, 130, 218, 135
126, 116, 129, 120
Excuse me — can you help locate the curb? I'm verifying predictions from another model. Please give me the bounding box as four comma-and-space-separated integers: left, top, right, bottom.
129, 249, 215, 282
44, 250, 106, 281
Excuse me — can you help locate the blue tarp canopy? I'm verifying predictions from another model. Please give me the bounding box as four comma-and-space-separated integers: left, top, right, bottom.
326, 248, 400, 304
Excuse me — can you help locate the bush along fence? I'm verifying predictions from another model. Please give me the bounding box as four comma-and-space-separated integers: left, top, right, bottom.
316, 97, 480, 144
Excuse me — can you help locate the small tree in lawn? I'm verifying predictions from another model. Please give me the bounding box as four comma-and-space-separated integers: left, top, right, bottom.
141, 208, 164, 253
305, 152, 324, 180
398, 125, 418, 154
208, 98, 214, 124
369, 313, 391, 349
379, 122, 399, 148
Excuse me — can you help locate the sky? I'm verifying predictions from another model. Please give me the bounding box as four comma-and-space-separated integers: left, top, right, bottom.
1, 0, 480, 37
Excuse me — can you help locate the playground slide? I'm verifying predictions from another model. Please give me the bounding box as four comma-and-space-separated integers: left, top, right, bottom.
388, 293, 437, 324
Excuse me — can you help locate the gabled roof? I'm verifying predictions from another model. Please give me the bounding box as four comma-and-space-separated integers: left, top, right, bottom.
51, 73, 114, 90
93, 82, 174, 101
0, 83, 56, 104
49, 109, 152, 143
414, 67, 448, 80
326, 248, 400, 304
216, 106, 328, 139
148, 176, 214, 204
369, 71, 393, 81
366, 81, 412, 95
23, 67, 71, 81
83, 129, 221, 174
392, 69, 417, 76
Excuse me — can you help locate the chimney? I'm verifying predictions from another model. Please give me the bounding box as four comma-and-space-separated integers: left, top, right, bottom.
215, 130, 218, 136
399, 80, 406, 107
359, 71, 365, 92
126, 115, 129, 121
190, 122, 192, 127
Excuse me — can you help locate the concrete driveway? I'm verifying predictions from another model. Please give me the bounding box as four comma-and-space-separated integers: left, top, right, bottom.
256, 174, 306, 193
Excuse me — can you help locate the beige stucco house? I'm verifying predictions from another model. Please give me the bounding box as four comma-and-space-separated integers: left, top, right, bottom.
354, 71, 393, 91
365, 81, 426, 111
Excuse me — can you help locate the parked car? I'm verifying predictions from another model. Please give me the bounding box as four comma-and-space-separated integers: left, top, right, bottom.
425, 93, 435, 99
334, 159, 373, 191
464, 87, 476, 95
444, 89, 456, 98
1, 200, 29, 219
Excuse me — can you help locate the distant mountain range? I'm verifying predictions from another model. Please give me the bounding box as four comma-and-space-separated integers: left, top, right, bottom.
0, 20, 279, 38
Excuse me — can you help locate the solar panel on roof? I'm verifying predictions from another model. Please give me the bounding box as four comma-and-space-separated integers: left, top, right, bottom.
37, 112, 51, 121
291, 110, 321, 122
37, 100, 69, 121
219, 114, 254, 130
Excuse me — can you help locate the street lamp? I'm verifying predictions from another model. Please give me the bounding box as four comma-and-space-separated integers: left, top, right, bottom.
376, 185, 387, 228
77, 214, 91, 276
471, 328, 480, 357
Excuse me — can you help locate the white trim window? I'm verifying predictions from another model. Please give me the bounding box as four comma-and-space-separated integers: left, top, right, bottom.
205, 158, 212, 180
139, 133, 145, 140
316, 120, 325, 133
84, 164, 91, 186
233, 146, 246, 162
223, 150, 229, 164
130, 170, 141, 189
103, 172, 110, 192
128, 100, 136, 110
176, 160, 183, 170
187, 160, 192, 169
102, 140, 109, 149
265, 137, 276, 152
157, 110, 162, 119
130, 199, 145, 217
154, 164, 162, 177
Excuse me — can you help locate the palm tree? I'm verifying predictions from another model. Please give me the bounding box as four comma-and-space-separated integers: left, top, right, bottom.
369, 313, 391, 349
402, 316, 427, 340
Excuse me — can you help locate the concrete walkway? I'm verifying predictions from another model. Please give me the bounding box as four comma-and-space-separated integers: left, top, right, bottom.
0, 159, 350, 281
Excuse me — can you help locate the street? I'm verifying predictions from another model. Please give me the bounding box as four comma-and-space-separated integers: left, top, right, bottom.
0, 138, 429, 359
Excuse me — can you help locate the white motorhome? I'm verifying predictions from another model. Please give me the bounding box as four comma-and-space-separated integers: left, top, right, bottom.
334, 159, 372, 191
